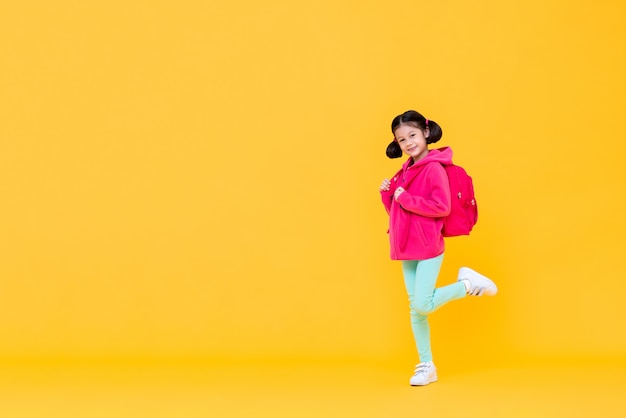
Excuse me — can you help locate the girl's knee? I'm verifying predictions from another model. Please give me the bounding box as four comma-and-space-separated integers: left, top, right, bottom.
410, 301, 435, 316
409, 291, 436, 315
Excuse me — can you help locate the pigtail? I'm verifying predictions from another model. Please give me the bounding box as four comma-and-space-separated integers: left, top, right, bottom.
425, 120, 443, 144
386, 141, 403, 158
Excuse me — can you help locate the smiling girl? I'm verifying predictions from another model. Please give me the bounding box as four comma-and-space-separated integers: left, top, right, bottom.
379, 110, 497, 386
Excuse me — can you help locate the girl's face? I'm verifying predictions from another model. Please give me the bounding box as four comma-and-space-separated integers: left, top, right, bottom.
394, 123, 429, 162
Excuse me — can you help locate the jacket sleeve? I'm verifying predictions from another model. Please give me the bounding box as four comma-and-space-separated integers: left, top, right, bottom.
396, 163, 451, 217
380, 170, 401, 214
381, 189, 394, 214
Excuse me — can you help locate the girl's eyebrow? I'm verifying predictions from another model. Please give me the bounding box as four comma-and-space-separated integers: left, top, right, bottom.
397, 130, 417, 138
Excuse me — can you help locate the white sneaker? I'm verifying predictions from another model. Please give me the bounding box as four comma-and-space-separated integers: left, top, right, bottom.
410, 361, 438, 386
458, 267, 498, 296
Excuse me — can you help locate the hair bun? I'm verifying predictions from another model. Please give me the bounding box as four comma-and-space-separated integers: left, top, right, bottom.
386, 141, 402, 159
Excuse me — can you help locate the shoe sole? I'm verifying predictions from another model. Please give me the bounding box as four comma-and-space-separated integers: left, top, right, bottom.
410, 376, 438, 386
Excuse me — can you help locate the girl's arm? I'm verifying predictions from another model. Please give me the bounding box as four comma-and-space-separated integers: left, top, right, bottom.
395, 164, 451, 217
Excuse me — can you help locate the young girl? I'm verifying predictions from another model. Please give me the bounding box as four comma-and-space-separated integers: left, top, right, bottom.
379, 110, 497, 386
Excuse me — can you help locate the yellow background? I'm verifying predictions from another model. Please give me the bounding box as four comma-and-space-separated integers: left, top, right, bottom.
1, 0, 625, 375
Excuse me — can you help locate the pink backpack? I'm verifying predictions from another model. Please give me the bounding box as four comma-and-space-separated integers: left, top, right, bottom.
440, 156, 478, 237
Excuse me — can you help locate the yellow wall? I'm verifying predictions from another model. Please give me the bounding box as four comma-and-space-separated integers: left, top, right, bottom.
1, 0, 625, 365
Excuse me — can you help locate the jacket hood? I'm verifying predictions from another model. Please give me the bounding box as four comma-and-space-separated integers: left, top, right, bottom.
402, 146, 453, 170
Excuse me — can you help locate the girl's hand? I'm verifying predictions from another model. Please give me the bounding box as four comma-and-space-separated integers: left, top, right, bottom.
380, 179, 391, 192
394, 186, 405, 200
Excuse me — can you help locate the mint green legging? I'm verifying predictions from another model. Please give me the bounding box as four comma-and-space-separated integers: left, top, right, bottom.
402, 254, 467, 363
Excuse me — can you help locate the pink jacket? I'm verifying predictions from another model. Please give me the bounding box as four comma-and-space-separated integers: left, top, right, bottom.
381, 147, 453, 260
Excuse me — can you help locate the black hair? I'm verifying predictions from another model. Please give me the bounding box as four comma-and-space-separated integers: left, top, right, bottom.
386, 141, 403, 159
386, 110, 443, 159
